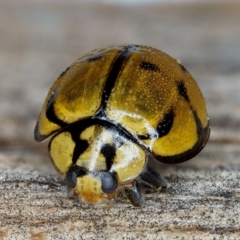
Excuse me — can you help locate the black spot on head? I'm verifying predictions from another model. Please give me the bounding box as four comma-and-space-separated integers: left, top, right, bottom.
59, 66, 70, 77
177, 81, 189, 102
87, 56, 102, 62
101, 144, 116, 171
156, 110, 175, 138
140, 61, 160, 72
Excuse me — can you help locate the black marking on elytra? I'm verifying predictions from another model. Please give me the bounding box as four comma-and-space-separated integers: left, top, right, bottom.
177, 81, 190, 102
100, 144, 116, 171
137, 110, 174, 140
138, 110, 174, 140
156, 110, 175, 138
193, 109, 209, 142
180, 64, 188, 72
87, 56, 102, 62
94, 107, 106, 119
153, 110, 210, 164
100, 45, 137, 110
46, 90, 67, 128
34, 123, 42, 142
59, 66, 70, 78
140, 61, 160, 72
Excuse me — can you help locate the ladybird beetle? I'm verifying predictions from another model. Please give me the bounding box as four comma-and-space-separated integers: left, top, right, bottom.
34, 45, 210, 207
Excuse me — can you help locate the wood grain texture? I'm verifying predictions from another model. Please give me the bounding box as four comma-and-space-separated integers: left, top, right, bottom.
0, 162, 240, 239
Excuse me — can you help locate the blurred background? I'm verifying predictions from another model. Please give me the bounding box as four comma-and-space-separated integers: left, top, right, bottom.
0, 0, 239, 175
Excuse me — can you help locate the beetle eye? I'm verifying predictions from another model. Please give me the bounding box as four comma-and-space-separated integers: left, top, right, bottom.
66, 166, 87, 188
100, 172, 118, 194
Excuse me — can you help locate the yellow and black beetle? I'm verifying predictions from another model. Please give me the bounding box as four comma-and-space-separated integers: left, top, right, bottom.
34, 45, 210, 207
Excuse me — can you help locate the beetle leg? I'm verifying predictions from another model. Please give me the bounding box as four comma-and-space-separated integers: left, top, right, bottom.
140, 166, 167, 191
66, 184, 75, 198
125, 181, 144, 207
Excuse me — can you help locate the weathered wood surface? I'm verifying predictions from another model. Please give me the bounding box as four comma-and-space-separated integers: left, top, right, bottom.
0, 163, 240, 240
0, 1, 240, 239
